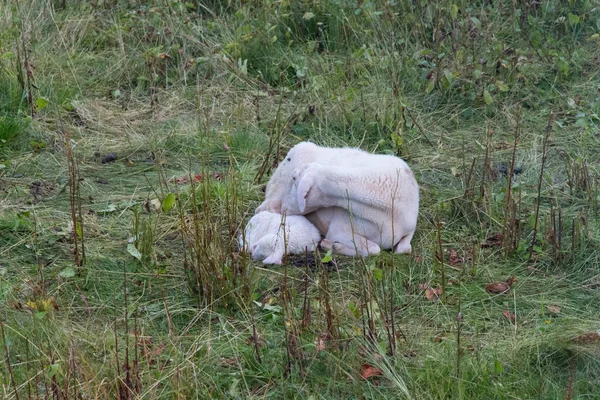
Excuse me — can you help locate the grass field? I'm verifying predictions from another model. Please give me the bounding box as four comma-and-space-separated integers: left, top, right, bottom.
1, 1, 600, 398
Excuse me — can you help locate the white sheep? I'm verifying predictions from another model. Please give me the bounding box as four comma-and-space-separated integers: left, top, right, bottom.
256, 142, 419, 256
239, 211, 321, 264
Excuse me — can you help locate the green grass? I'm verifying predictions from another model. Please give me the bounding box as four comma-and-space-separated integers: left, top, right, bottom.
1, 0, 600, 398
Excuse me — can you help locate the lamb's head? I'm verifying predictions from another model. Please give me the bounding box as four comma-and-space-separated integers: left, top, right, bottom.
256, 142, 318, 214
239, 211, 277, 254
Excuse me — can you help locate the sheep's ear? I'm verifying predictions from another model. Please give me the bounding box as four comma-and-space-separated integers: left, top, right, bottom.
296, 177, 311, 213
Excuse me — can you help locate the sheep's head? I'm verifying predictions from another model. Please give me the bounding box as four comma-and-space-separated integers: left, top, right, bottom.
256, 142, 317, 214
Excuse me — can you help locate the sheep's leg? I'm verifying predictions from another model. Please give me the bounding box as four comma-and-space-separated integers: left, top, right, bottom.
322, 234, 381, 257
262, 247, 285, 265
394, 233, 414, 254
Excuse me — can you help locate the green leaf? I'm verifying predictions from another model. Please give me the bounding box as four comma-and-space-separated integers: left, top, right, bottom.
321, 249, 332, 263
353, 46, 366, 59
443, 70, 454, 86
588, 33, 600, 41
162, 193, 176, 213
497, 81, 509, 92
391, 132, 403, 148
99, 204, 117, 213
425, 79, 435, 94
483, 90, 494, 105
35, 311, 48, 320
75, 221, 82, 239
36, 97, 49, 110
59, 267, 75, 278
302, 12, 315, 20
47, 363, 59, 378
451, 4, 458, 19
494, 360, 503, 374
127, 243, 142, 261
372, 268, 383, 281
556, 58, 569, 77
253, 300, 282, 313
530, 30, 542, 48
568, 13, 580, 26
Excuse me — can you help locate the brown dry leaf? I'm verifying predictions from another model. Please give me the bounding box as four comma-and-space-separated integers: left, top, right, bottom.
481, 232, 504, 248
314, 333, 328, 352
212, 172, 226, 181
506, 276, 518, 287
170, 174, 204, 185
221, 357, 239, 367
149, 198, 162, 211
360, 364, 383, 379
546, 305, 561, 314
494, 142, 511, 150
572, 332, 600, 344
425, 287, 442, 302
261, 295, 273, 307
432, 333, 446, 343
152, 343, 166, 358
502, 310, 516, 324
448, 248, 464, 266
486, 282, 510, 294
138, 336, 152, 356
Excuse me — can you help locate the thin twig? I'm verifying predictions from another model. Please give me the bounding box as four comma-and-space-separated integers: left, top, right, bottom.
529, 112, 555, 261
405, 107, 434, 147
1, 321, 20, 400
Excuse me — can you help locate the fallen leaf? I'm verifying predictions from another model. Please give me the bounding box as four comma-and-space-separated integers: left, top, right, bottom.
425, 287, 442, 302
149, 198, 162, 211
413, 254, 424, 262
448, 248, 464, 268
486, 282, 510, 294
432, 333, 446, 343
59, 267, 75, 278
360, 364, 383, 379
152, 343, 166, 357
572, 332, 600, 344
546, 305, 561, 314
505, 276, 518, 287
169, 174, 204, 184
162, 193, 176, 213
314, 333, 328, 352
212, 172, 225, 181
127, 243, 142, 261
481, 232, 504, 248
221, 357, 239, 367
502, 310, 516, 323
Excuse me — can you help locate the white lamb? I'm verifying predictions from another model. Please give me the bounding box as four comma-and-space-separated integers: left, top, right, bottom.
256, 142, 419, 256
239, 211, 321, 265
